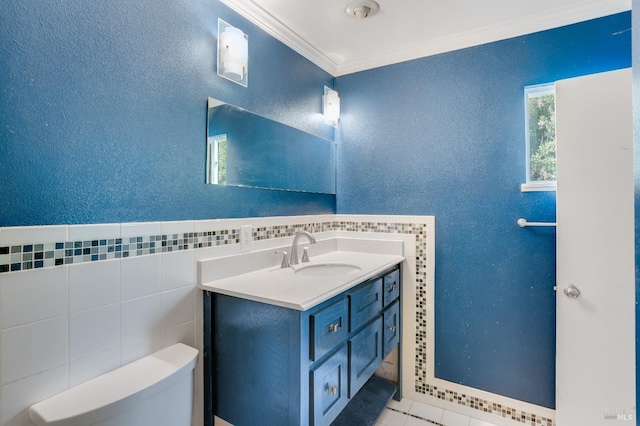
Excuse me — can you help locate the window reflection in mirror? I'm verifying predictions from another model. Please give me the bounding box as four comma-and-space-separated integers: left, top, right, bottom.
207, 134, 227, 185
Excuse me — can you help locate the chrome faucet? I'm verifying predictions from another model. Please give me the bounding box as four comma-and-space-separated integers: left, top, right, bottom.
290, 231, 316, 265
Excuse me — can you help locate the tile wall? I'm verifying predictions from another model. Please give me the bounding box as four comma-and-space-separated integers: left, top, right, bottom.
0, 214, 554, 426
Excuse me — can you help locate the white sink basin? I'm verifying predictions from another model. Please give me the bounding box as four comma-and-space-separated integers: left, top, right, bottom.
198, 239, 405, 311
292, 262, 362, 277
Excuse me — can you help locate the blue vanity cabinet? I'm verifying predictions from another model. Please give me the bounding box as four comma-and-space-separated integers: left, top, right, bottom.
311, 299, 349, 361
205, 264, 401, 426
349, 278, 382, 331
382, 269, 400, 307
311, 345, 349, 425
348, 317, 382, 397
382, 301, 400, 358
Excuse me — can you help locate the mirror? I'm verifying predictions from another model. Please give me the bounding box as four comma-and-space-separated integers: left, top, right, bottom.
206, 97, 336, 194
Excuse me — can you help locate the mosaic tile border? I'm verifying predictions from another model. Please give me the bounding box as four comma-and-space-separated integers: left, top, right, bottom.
0, 230, 239, 273
0, 218, 554, 426
423, 384, 554, 426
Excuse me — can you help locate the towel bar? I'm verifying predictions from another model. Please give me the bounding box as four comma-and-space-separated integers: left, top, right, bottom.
517, 218, 556, 228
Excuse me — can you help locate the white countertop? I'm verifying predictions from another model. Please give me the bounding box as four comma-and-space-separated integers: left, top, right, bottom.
198, 239, 404, 311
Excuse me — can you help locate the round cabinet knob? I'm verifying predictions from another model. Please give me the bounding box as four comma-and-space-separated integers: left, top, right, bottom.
563, 285, 581, 299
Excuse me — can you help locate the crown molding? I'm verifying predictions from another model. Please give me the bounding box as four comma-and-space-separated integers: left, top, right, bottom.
221, 0, 631, 77
220, 0, 340, 74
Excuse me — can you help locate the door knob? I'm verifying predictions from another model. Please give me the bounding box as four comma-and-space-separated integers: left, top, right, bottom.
563, 285, 581, 299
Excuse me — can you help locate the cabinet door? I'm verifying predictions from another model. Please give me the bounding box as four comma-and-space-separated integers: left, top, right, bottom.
311, 299, 348, 361
348, 318, 382, 397
311, 345, 349, 426
382, 301, 400, 358
349, 279, 382, 332
382, 269, 400, 307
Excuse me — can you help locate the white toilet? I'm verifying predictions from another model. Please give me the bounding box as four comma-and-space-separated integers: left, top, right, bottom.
29, 343, 199, 426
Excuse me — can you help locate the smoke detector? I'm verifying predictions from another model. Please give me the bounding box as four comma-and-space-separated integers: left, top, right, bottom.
345, 0, 380, 19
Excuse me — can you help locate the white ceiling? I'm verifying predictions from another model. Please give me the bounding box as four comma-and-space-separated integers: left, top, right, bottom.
221, 0, 631, 76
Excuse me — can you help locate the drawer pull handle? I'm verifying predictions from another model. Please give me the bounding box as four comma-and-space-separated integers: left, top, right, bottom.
388, 283, 397, 291
328, 385, 338, 395
328, 323, 340, 333
389, 326, 396, 332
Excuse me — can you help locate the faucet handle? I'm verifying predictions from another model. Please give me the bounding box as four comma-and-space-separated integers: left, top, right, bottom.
301, 247, 310, 263
281, 251, 290, 268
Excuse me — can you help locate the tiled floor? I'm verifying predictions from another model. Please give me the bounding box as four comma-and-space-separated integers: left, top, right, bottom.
376, 398, 499, 426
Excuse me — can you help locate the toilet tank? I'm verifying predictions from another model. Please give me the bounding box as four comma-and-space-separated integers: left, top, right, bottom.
29, 343, 199, 426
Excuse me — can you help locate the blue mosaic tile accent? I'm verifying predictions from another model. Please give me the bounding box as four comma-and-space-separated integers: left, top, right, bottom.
0, 229, 240, 274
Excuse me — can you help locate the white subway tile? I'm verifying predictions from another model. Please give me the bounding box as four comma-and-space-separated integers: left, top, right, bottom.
120, 222, 162, 238
0, 266, 68, 329
120, 255, 161, 301
69, 346, 120, 387
403, 234, 417, 257
377, 408, 408, 426
68, 223, 120, 242
193, 219, 221, 233
69, 260, 120, 313
336, 238, 403, 256
0, 316, 68, 385
442, 402, 519, 426
0, 225, 67, 246
218, 240, 241, 257
412, 393, 447, 409
313, 214, 336, 224
218, 218, 250, 232
161, 250, 195, 291
405, 417, 437, 426
426, 216, 435, 228
469, 418, 500, 426
386, 397, 412, 413
410, 401, 444, 423
161, 221, 194, 236
120, 294, 162, 342
0, 364, 68, 426
427, 220, 435, 260
442, 410, 471, 426
69, 304, 120, 361
161, 286, 195, 329
120, 331, 162, 365
162, 320, 195, 348
194, 247, 221, 281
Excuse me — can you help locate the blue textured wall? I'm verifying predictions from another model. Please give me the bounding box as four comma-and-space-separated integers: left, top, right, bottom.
336, 13, 631, 408
0, 0, 335, 227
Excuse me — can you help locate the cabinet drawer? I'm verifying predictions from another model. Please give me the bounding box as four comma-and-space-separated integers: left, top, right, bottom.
311, 345, 349, 426
383, 269, 400, 307
383, 301, 400, 358
348, 317, 382, 397
310, 299, 348, 361
349, 279, 382, 332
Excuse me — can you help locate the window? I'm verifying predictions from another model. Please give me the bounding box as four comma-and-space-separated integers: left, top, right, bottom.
206, 134, 227, 185
522, 83, 556, 192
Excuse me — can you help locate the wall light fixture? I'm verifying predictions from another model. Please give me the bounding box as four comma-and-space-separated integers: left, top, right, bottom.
323, 86, 340, 127
217, 19, 248, 87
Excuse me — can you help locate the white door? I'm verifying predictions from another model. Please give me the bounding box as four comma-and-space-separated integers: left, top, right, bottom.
555, 68, 635, 425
